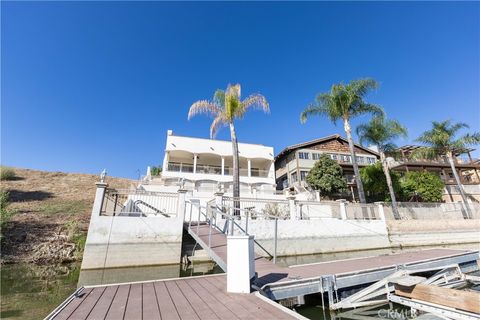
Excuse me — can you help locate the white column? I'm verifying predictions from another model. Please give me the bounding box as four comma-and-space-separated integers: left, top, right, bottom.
336, 199, 347, 220
247, 159, 251, 177
374, 201, 386, 221
221, 157, 225, 175
92, 182, 108, 219
193, 154, 197, 174
163, 151, 169, 172
177, 189, 188, 221
287, 195, 297, 220
227, 235, 255, 293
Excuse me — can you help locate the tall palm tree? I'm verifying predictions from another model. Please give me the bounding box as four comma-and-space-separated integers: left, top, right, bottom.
188, 84, 269, 213
356, 115, 407, 219
300, 78, 384, 203
415, 120, 480, 219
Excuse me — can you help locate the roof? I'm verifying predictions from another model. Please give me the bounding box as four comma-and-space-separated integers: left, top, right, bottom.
275, 134, 379, 160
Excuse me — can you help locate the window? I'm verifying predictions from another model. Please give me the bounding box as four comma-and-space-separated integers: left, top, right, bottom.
356, 156, 365, 164
367, 157, 376, 164
329, 154, 338, 161
342, 155, 351, 163
300, 170, 309, 181
291, 172, 298, 183
298, 152, 310, 160
312, 153, 321, 160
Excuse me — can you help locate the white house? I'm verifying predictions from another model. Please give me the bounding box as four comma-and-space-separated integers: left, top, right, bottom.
146, 130, 277, 196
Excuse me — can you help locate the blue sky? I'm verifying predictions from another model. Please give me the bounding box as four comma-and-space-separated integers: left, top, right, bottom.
2, 1, 479, 179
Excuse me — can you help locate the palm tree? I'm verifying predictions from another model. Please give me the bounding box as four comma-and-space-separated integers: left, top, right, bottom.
356, 115, 407, 219
415, 120, 480, 219
188, 84, 269, 214
300, 78, 384, 203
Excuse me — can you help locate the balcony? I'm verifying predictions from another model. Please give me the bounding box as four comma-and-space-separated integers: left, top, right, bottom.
166, 162, 271, 178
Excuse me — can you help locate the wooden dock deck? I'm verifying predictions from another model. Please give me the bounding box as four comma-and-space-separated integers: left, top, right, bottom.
47, 274, 302, 320
188, 225, 479, 299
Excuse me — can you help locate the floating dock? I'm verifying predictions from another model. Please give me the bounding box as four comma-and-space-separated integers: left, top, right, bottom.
188, 225, 479, 301
47, 223, 479, 319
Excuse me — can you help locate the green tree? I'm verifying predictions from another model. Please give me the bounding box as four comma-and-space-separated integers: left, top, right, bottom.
306, 154, 347, 199
151, 166, 162, 176
300, 78, 384, 203
188, 84, 269, 214
360, 162, 402, 202
415, 120, 480, 218
356, 115, 407, 219
399, 171, 444, 202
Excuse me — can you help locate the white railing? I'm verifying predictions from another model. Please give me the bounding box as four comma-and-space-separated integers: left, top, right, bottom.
296, 200, 342, 219
383, 202, 479, 220
101, 189, 178, 217
344, 203, 381, 220
222, 196, 290, 219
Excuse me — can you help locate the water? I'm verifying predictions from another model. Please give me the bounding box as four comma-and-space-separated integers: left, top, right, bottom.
1, 243, 478, 319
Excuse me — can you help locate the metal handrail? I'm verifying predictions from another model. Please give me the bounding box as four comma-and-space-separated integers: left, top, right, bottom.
186, 200, 278, 263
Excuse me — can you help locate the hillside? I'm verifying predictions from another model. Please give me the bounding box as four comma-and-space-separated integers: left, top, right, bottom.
1, 167, 135, 264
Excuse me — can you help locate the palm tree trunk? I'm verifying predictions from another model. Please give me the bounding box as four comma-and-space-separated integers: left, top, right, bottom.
380, 151, 400, 219
446, 152, 472, 219
344, 118, 366, 203
229, 122, 240, 217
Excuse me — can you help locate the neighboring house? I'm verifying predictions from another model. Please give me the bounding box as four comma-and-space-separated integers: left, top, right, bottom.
274, 134, 379, 198
388, 145, 480, 202
153, 130, 276, 195
388, 145, 480, 185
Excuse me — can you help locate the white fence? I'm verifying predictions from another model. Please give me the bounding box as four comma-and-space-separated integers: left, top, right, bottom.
296, 201, 342, 219
101, 189, 179, 217
384, 202, 480, 220
222, 196, 290, 219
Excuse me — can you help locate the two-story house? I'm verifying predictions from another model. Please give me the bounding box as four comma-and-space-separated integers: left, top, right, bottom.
274, 134, 379, 197
154, 130, 277, 196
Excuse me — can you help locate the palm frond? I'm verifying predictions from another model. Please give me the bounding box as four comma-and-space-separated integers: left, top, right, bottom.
241, 94, 270, 114
348, 78, 379, 97
410, 147, 440, 160
188, 100, 219, 119
213, 90, 226, 109
458, 132, 480, 146
351, 103, 384, 118
210, 115, 227, 138
300, 104, 329, 124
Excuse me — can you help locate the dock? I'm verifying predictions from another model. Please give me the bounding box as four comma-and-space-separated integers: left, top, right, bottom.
46, 274, 302, 320
188, 224, 479, 300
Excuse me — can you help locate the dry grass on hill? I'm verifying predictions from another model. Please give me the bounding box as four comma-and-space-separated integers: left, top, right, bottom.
1, 167, 135, 264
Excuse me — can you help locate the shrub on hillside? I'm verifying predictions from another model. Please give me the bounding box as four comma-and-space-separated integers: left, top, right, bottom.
399, 171, 444, 202
360, 162, 402, 202
1, 190, 14, 237
306, 154, 347, 199
0, 167, 16, 181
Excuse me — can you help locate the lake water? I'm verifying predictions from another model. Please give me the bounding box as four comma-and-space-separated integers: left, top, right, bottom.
1, 243, 478, 319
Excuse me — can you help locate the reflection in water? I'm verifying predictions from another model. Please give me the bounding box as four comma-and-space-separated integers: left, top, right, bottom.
78, 261, 223, 287
1, 263, 80, 320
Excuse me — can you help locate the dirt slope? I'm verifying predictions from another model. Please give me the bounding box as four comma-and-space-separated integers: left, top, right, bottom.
1, 167, 134, 264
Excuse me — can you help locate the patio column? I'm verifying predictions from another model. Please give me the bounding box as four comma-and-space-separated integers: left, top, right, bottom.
247, 159, 251, 177
163, 151, 169, 172
193, 154, 197, 174
221, 157, 225, 175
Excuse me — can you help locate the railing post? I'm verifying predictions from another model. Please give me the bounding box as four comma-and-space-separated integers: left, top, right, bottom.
273, 218, 278, 264
336, 199, 347, 220
93, 182, 108, 218
214, 191, 224, 223
287, 195, 297, 220
374, 201, 386, 221
227, 235, 255, 293
176, 188, 188, 222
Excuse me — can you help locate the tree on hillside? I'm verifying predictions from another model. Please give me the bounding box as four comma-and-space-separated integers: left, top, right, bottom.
415, 120, 480, 218
399, 171, 444, 203
188, 84, 269, 215
306, 154, 347, 199
356, 115, 407, 219
300, 78, 384, 203
360, 162, 402, 203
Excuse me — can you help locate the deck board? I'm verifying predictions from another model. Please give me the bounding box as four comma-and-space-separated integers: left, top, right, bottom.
142, 283, 161, 320
53, 288, 93, 320
68, 286, 106, 319
87, 286, 118, 320
154, 281, 181, 320
165, 280, 201, 320
124, 283, 143, 319
105, 284, 130, 320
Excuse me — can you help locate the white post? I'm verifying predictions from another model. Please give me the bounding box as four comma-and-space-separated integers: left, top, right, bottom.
374, 201, 386, 221
287, 195, 297, 220
247, 159, 251, 177
177, 188, 188, 221
336, 199, 347, 220
214, 191, 224, 222
221, 157, 225, 175
163, 151, 169, 172
92, 182, 108, 219
193, 154, 197, 174
227, 235, 255, 293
